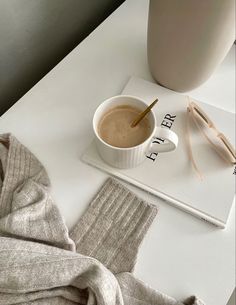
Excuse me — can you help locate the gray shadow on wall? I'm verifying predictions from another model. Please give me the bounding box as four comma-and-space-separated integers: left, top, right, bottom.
0, 0, 125, 115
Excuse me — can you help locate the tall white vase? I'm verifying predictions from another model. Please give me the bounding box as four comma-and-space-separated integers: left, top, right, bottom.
147, 0, 235, 92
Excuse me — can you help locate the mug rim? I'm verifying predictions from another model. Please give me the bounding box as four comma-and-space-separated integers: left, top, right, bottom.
93, 95, 157, 151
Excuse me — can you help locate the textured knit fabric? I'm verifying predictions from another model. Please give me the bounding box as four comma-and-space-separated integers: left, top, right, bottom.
0, 133, 205, 305
70, 177, 157, 274
0, 134, 75, 251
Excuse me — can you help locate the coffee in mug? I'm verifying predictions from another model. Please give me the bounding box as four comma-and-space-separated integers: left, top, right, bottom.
93, 95, 178, 169
98, 105, 151, 148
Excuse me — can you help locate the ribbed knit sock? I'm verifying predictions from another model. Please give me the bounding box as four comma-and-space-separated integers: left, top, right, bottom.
70, 177, 158, 274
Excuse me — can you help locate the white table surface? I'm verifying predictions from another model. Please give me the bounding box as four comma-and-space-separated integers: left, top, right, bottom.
0, 0, 235, 304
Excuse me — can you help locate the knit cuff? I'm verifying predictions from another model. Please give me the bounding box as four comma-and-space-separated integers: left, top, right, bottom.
70, 178, 158, 273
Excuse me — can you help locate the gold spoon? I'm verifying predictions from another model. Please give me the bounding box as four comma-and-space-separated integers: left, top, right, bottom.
131, 98, 158, 127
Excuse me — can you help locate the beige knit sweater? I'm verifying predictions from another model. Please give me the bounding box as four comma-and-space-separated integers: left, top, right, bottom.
0, 133, 204, 305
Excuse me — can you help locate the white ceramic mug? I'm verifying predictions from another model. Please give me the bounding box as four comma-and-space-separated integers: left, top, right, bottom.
93, 95, 178, 168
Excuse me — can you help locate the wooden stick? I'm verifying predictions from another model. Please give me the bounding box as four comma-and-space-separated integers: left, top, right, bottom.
131, 98, 158, 127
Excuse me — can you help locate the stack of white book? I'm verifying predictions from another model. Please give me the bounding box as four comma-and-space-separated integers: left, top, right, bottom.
82, 77, 235, 228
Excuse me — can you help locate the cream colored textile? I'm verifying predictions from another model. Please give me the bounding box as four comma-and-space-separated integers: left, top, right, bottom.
0, 134, 204, 305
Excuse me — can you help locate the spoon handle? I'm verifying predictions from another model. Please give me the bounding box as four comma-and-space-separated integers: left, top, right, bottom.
131, 98, 158, 127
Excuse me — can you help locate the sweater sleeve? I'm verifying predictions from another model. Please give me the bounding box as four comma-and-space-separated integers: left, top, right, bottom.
116, 273, 206, 305
70, 177, 158, 274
